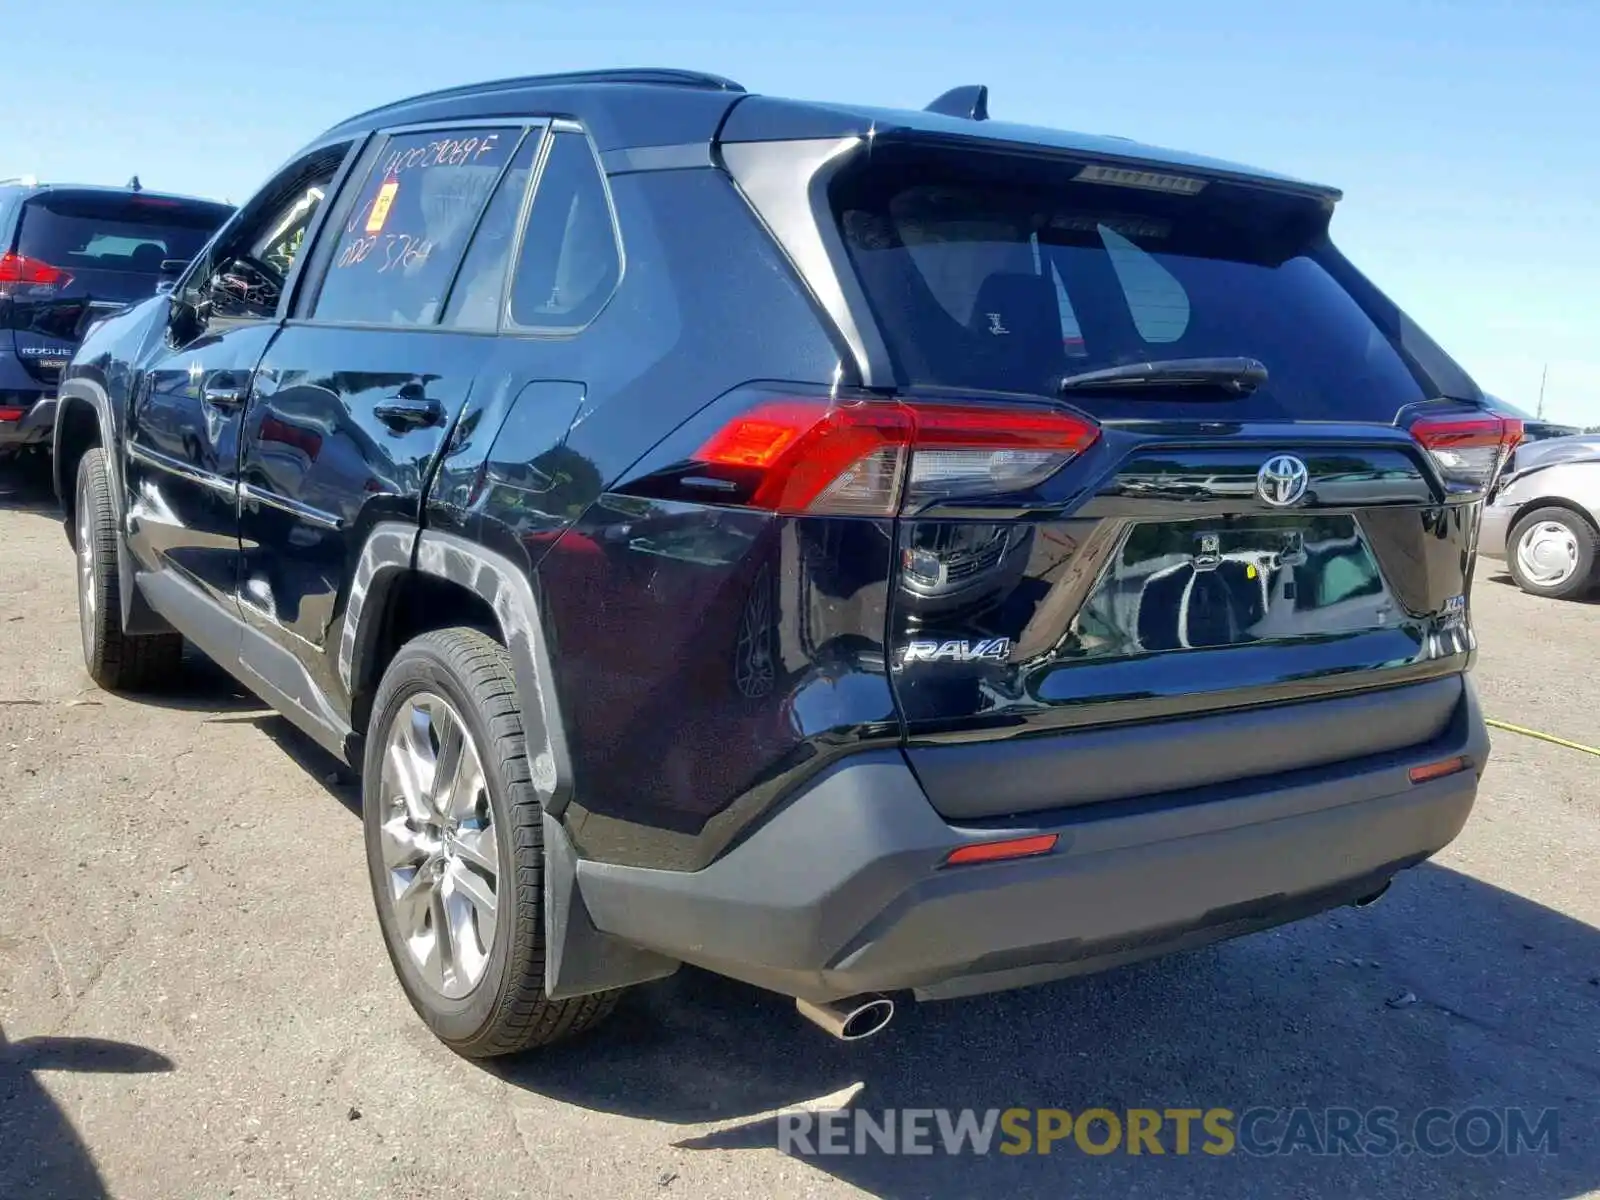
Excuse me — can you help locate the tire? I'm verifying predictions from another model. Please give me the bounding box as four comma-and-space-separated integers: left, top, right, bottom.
1506, 506, 1598, 600
362, 627, 622, 1057
74, 448, 184, 690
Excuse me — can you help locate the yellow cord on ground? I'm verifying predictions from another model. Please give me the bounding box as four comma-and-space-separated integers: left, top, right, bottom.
1486, 718, 1600, 758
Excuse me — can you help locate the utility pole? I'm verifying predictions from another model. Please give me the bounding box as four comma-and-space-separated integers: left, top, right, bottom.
1537, 363, 1549, 419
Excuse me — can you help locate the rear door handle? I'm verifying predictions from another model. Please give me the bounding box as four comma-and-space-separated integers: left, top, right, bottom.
373, 395, 445, 430
202, 383, 247, 408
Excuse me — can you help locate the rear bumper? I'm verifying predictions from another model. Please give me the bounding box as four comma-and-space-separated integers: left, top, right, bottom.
0, 394, 56, 448
575, 678, 1489, 1004
908, 676, 1462, 819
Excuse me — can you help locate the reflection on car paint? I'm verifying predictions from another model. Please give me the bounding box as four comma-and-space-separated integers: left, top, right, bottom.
1068, 515, 1395, 657
889, 505, 1475, 736
543, 500, 901, 869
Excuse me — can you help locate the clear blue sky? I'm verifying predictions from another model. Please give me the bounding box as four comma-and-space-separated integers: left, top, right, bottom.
6, 0, 1596, 423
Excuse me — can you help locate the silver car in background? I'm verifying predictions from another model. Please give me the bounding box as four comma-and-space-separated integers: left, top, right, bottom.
1481, 435, 1600, 599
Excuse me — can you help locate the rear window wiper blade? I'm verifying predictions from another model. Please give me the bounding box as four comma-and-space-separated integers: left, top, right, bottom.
1058, 357, 1268, 395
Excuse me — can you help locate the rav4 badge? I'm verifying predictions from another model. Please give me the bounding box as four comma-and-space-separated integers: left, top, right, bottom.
897, 637, 1013, 668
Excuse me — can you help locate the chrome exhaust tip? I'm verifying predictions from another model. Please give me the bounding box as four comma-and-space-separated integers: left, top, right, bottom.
1352, 881, 1392, 908
795, 994, 896, 1042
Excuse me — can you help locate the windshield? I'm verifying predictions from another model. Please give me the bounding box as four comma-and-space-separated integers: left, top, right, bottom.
15, 192, 231, 277
830, 145, 1443, 422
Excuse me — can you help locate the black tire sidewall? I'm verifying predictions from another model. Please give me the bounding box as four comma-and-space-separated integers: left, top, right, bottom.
362, 634, 525, 1047
1507, 507, 1597, 599
75, 450, 116, 674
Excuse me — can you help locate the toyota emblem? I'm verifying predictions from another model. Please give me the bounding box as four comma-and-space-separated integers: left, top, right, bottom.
1256, 455, 1310, 507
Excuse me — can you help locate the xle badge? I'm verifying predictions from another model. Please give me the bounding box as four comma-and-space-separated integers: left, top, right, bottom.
897, 637, 1013, 668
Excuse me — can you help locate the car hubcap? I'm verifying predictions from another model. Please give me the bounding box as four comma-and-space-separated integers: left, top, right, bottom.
378, 691, 498, 999
77, 487, 96, 658
1516, 520, 1579, 587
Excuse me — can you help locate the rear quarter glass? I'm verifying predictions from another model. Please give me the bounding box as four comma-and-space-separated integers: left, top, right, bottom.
827, 142, 1459, 424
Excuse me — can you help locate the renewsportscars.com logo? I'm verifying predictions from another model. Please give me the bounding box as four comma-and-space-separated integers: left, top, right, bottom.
777, 1106, 1560, 1158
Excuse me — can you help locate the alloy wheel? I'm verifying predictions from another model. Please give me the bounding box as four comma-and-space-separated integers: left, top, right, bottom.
377, 691, 499, 999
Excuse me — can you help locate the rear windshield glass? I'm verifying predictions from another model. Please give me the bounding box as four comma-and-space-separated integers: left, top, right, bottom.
831, 146, 1433, 420
15, 193, 230, 275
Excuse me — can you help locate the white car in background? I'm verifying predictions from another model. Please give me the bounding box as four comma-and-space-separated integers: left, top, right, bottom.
1481, 435, 1600, 599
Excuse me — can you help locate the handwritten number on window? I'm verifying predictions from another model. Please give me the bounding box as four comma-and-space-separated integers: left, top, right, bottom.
335, 232, 432, 272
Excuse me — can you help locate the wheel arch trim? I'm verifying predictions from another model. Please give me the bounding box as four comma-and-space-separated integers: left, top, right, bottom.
51, 380, 119, 528
338, 521, 422, 715
409, 530, 576, 819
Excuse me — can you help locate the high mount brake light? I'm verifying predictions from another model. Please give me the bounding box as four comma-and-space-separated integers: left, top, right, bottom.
693, 398, 1100, 515
0, 252, 70, 290
1410, 413, 1522, 490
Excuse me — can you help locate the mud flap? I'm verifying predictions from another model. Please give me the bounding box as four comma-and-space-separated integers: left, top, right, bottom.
542, 812, 679, 1000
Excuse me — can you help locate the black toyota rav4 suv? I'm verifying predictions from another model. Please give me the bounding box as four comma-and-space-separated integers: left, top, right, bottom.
54, 70, 1507, 1055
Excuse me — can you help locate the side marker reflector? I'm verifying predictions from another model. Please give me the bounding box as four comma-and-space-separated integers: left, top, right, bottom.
1408, 756, 1469, 784
942, 834, 1059, 867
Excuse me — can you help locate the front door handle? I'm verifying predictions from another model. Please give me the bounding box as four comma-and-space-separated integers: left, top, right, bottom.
202, 382, 247, 408
373, 395, 445, 431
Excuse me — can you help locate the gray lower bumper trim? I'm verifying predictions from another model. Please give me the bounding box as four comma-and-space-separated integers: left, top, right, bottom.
575, 681, 1488, 1004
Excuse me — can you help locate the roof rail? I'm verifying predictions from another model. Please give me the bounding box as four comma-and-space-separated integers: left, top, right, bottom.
340, 68, 745, 128
0, 174, 39, 188
925, 85, 989, 122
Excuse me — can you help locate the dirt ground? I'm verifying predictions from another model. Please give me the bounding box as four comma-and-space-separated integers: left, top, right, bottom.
1, 455, 1596, 1200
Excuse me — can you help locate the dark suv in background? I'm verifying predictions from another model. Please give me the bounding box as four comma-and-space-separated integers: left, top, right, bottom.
54, 70, 1507, 1056
0, 179, 231, 457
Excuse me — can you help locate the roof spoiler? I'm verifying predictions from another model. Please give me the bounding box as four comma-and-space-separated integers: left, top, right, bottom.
924, 85, 988, 122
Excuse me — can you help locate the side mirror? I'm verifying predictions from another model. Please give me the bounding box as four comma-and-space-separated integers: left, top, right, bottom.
167, 295, 203, 347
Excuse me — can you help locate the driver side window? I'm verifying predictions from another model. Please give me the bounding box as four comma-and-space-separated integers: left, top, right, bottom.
179, 143, 351, 333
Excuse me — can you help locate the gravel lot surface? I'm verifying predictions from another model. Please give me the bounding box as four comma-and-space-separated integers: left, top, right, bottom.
1, 456, 1596, 1199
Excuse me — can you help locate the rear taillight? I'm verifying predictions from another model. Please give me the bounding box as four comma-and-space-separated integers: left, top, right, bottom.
692, 397, 1099, 516
1411, 413, 1523, 490
0, 251, 72, 294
